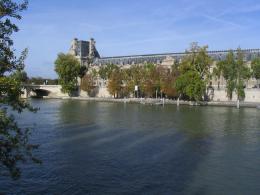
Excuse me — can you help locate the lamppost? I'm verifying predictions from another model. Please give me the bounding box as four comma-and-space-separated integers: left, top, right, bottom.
135, 85, 138, 98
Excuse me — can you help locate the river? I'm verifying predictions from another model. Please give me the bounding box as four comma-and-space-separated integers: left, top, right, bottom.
1, 99, 260, 194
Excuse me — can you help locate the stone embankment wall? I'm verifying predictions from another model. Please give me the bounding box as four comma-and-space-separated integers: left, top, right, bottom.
212, 89, 260, 102
80, 86, 260, 103
23, 85, 260, 103
44, 85, 69, 98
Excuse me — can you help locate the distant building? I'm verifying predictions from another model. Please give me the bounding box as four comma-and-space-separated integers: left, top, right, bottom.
69, 38, 260, 68
69, 38, 260, 90
68, 38, 100, 66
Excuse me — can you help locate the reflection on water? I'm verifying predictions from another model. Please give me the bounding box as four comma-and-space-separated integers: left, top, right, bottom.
1, 99, 260, 194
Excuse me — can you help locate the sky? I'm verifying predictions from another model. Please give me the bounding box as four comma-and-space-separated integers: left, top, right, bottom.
12, 0, 260, 78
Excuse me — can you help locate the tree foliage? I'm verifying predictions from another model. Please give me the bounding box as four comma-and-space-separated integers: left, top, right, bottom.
27, 77, 58, 85
141, 64, 160, 97
80, 70, 97, 95
161, 67, 179, 98
175, 43, 211, 101
87, 44, 257, 102
251, 58, 260, 81
54, 53, 80, 95
123, 65, 145, 95
98, 62, 179, 99
10, 70, 28, 83
213, 61, 225, 89
98, 64, 118, 80
216, 49, 251, 100
107, 68, 122, 98
0, 0, 40, 180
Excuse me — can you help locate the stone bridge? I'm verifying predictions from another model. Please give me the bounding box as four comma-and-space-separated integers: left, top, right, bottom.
21, 85, 66, 98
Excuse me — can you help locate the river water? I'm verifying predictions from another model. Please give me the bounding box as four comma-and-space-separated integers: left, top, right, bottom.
1, 99, 260, 194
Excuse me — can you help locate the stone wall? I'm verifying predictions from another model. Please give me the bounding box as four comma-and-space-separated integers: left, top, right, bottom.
21, 85, 69, 98
80, 86, 260, 103
212, 89, 260, 102
79, 86, 112, 98
22, 84, 260, 102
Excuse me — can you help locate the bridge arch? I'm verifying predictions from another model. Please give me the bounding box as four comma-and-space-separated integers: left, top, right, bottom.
21, 85, 65, 98
31, 89, 51, 98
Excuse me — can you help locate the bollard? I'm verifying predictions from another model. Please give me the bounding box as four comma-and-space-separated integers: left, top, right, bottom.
237, 99, 240, 109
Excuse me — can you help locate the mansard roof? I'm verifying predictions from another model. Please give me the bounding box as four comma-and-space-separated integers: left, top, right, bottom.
93, 48, 260, 66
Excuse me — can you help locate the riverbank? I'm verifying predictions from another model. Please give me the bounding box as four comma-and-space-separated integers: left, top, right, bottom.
56, 96, 260, 108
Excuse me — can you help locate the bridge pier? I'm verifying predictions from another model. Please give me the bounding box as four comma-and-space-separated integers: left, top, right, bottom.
21, 88, 27, 99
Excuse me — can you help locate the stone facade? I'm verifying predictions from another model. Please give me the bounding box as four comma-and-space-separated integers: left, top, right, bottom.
68, 38, 100, 66
69, 38, 260, 102
212, 89, 260, 102
92, 49, 260, 67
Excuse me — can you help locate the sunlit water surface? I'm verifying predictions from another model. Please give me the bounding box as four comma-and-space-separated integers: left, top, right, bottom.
1, 99, 260, 194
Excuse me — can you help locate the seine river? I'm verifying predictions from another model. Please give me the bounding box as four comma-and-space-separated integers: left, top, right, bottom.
1, 99, 260, 194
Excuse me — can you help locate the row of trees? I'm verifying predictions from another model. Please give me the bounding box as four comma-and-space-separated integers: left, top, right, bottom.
81, 63, 179, 98
213, 49, 251, 100
81, 44, 260, 101
9, 70, 58, 85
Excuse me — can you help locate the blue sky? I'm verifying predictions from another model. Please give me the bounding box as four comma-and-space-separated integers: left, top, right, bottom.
13, 0, 260, 78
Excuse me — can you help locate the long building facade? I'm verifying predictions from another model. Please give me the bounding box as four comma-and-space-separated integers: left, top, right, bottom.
93, 49, 260, 67
69, 38, 260, 68
69, 38, 260, 101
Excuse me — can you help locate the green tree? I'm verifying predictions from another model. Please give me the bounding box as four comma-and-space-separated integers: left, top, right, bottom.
0, 0, 40, 180
142, 64, 158, 97
98, 64, 118, 80
218, 49, 251, 100
107, 69, 122, 98
10, 70, 28, 83
213, 61, 225, 89
81, 69, 97, 95
175, 43, 212, 101
121, 68, 135, 97
54, 53, 80, 95
28, 77, 45, 84
251, 58, 260, 86
175, 70, 206, 101
126, 65, 144, 95
27, 77, 58, 85
98, 64, 121, 97
161, 67, 179, 98
179, 43, 212, 80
